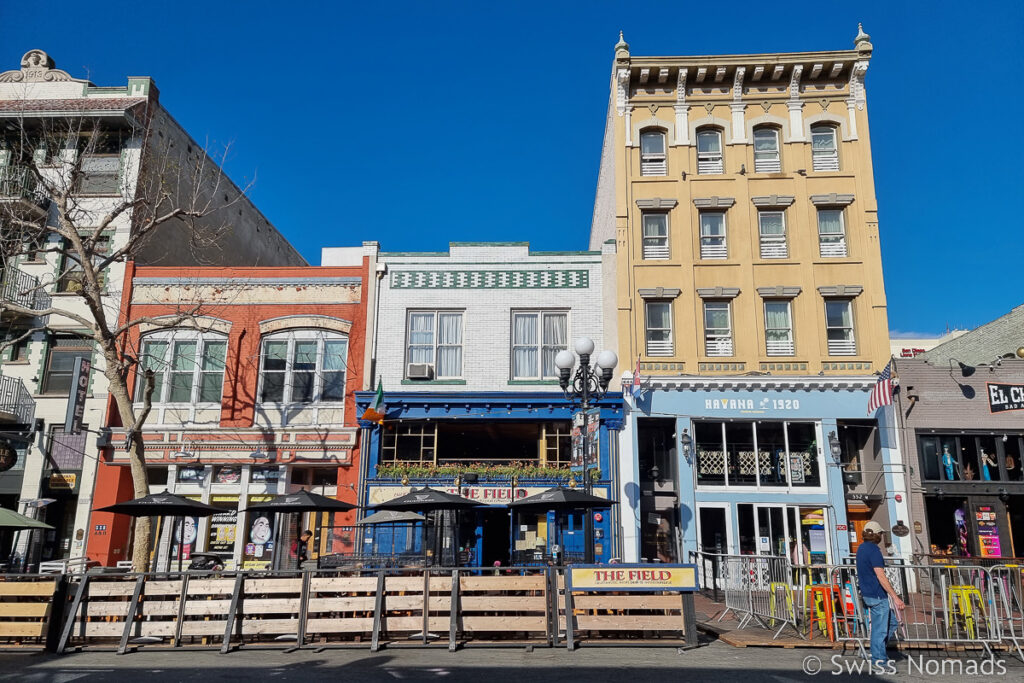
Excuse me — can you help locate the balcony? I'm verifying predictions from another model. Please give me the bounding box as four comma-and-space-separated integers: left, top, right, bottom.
0, 373, 36, 425
1, 267, 48, 317
0, 166, 49, 218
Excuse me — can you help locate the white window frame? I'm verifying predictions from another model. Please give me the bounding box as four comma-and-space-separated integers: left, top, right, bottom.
699, 211, 727, 259
135, 330, 228, 425
256, 329, 349, 406
703, 301, 733, 357
639, 130, 667, 176
644, 301, 673, 357
753, 127, 781, 173
405, 310, 464, 379
642, 212, 669, 260
510, 310, 568, 380
810, 125, 839, 171
758, 210, 787, 259
824, 299, 857, 356
763, 300, 795, 356
696, 128, 724, 174
817, 208, 848, 257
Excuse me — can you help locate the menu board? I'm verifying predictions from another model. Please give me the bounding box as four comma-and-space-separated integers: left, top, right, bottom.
976, 506, 1002, 558
207, 500, 238, 555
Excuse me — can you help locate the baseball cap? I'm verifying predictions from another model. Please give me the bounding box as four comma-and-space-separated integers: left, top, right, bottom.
863, 521, 885, 535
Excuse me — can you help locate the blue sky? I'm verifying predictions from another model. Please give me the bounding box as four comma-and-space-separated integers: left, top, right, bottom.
2, 1, 1021, 336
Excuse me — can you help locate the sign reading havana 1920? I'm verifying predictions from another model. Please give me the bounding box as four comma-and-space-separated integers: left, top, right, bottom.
568, 564, 699, 592
987, 383, 1024, 413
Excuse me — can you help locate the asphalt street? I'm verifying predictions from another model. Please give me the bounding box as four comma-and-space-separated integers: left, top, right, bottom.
0, 642, 1021, 683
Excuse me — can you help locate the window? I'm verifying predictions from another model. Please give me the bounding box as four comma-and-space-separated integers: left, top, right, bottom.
511, 310, 567, 380
47, 425, 87, 471
817, 209, 847, 257
810, 125, 839, 171
543, 423, 573, 467
764, 301, 794, 356
753, 127, 781, 173
382, 423, 438, 465
406, 311, 463, 379
57, 236, 109, 293
644, 301, 673, 356
824, 300, 856, 356
758, 211, 787, 258
696, 128, 723, 174
639, 130, 667, 176
258, 330, 349, 403
695, 420, 821, 487
642, 212, 669, 259
76, 134, 123, 195
703, 301, 733, 357
41, 337, 91, 395
699, 212, 727, 259
136, 332, 227, 404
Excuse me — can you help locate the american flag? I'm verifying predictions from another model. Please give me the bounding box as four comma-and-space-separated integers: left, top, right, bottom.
867, 360, 895, 415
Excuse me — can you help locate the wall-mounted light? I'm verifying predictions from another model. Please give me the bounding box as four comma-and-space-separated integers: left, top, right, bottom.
827, 430, 842, 462
999, 488, 1010, 504
680, 429, 693, 464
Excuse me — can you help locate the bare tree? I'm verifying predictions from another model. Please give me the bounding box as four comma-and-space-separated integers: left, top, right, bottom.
0, 110, 251, 569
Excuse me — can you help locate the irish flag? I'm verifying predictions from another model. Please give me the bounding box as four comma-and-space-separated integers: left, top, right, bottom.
361, 379, 386, 423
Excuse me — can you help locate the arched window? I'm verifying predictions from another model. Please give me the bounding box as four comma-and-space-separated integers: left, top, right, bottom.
136, 330, 227, 404
639, 129, 667, 176
810, 124, 839, 171
258, 329, 348, 405
752, 126, 781, 173
696, 128, 723, 174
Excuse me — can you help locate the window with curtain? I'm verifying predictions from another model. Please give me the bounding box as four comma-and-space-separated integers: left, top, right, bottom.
406, 310, 463, 378
696, 128, 723, 174
817, 209, 847, 257
699, 212, 727, 259
758, 211, 787, 259
703, 301, 733, 357
753, 127, 781, 172
764, 301, 794, 356
511, 311, 567, 380
257, 330, 348, 403
640, 130, 667, 176
642, 212, 669, 259
824, 300, 856, 356
645, 301, 673, 357
136, 331, 227, 404
810, 125, 839, 171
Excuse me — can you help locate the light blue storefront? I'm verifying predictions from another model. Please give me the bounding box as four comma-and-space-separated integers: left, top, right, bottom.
620, 377, 903, 563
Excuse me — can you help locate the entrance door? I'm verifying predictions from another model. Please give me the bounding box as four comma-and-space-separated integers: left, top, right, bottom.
479, 508, 510, 567
697, 505, 731, 554
756, 505, 786, 556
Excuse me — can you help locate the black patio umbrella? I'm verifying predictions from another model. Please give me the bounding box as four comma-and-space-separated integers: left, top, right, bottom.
370, 487, 483, 566
244, 489, 357, 569
508, 486, 617, 565
95, 491, 221, 572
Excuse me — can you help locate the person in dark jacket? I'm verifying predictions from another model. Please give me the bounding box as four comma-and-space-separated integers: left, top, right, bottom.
291, 530, 313, 565
856, 521, 904, 665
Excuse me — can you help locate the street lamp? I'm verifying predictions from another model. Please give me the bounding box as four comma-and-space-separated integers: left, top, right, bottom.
555, 337, 617, 563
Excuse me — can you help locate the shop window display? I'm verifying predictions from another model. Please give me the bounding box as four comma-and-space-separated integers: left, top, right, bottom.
694, 420, 820, 487
919, 433, 1023, 482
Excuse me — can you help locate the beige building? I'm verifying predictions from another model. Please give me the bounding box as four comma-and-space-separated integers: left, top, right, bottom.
591, 29, 909, 563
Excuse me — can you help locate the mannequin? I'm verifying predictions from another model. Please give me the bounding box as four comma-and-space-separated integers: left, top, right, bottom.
941, 445, 958, 480
980, 449, 996, 481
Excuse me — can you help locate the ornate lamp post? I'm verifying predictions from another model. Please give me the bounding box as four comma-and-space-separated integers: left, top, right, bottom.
554, 337, 617, 563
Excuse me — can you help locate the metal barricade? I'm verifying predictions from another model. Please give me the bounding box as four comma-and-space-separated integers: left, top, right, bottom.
991, 564, 1024, 662
712, 554, 799, 638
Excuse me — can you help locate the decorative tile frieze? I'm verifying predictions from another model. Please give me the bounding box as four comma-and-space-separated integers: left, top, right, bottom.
389, 269, 589, 289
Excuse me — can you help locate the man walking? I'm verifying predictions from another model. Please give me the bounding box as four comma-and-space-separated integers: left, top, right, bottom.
856, 520, 904, 665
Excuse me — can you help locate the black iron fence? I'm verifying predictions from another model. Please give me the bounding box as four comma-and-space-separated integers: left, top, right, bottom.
0, 372, 35, 425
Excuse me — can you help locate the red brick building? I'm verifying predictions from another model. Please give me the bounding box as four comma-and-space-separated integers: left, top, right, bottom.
88, 251, 374, 569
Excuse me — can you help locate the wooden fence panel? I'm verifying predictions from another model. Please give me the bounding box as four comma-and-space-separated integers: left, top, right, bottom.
0, 575, 60, 648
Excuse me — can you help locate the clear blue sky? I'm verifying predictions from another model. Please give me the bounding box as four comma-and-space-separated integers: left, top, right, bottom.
2, 0, 1021, 336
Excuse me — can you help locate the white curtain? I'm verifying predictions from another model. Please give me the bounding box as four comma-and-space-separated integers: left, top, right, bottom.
697, 130, 721, 154
436, 313, 463, 377
408, 313, 434, 364
512, 313, 538, 379
541, 313, 567, 377
640, 131, 665, 156
818, 210, 842, 235
764, 303, 791, 341
759, 212, 784, 236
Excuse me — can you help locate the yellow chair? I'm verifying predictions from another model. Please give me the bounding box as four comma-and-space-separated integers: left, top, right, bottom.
946, 584, 984, 639
768, 581, 794, 626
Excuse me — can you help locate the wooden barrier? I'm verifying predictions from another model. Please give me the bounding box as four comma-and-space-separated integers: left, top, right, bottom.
0, 574, 61, 649
455, 572, 550, 646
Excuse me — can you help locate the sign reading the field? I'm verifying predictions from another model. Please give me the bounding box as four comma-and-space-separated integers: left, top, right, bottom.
568, 564, 698, 592
987, 383, 1024, 413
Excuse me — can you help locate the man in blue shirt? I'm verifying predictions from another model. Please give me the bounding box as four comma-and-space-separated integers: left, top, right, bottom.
856, 521, 904, 665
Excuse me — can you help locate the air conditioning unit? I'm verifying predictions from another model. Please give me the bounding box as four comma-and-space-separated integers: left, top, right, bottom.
407, 363, 434, 380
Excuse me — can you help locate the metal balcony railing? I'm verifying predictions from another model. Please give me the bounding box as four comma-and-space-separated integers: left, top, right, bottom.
640, 158, 666, 176
819, 238, 848, 258
766, 339, 795, 356
812, 152, 840, 172
759, 240, 788, 259
645, 339, 673, 357
0, 266, 47, 312
0, 373, 36, 425
642, 243, 669, 260
827, 339, 857, 356
705, 337, 734, 357
0, 166, 48, 209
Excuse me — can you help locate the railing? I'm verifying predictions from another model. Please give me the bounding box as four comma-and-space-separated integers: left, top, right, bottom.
0, 373, 36, 425
819, 239, 848, 257
705, 337, 734, 357
754, 157, 781, 173
700, 242, 727, 259
812, 152, 840, 172
646, 339, 673, 357
759, 240, 788, 259
0, 166, 47, 207
0, 266, 46, 311
640, 158, 666, 176
827, 339, 857, 356
697, 155, 723, 174
766, 339, 795, 356
39, 558, 100, 575
642, 243, 669, 259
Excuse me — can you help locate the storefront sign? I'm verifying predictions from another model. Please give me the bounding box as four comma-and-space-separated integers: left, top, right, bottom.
788, 454, 805, 484
703, 397, 802, 412
367, 485, 608, 505
207, 498, 238, 554
913, 521, 923, 534
976, 505, 1002, 558
47, 472, 77, 491
63, 357, 91, 435
568, 564, 698, 592
987, 383, 1024, 413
